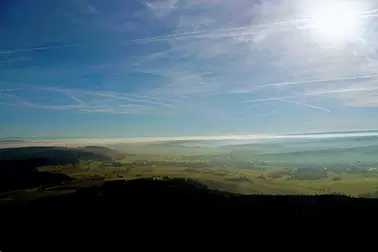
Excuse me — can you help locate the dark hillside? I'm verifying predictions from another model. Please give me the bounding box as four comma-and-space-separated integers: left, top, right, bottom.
0, 146, 114, 192
0, 146, 112, 163
3, 178, 378, 217
0, 160, 72, 192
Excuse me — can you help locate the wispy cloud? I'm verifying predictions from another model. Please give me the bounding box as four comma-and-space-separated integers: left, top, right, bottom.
0, 57, 32, 64
0, 44, 80, 55
241, 74, 378, 90
2, 0, 378, 130
141, 0, 178, 17
277, 99, 331, 113
122, 0, 378, 112
87, 5, 98, 14
63, 92, 85, 105
241, 86, 378, 104
0, 83, 178, 114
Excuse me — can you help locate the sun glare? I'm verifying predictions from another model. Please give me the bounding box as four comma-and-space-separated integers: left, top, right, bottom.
311, 2, 360, 41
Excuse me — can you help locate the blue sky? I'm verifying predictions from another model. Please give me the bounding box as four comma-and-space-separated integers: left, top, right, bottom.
1, 0, 378, 139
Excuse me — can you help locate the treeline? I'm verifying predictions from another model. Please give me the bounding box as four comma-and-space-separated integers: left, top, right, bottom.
0, 160, 72, 192
0, 146, 116, 193
0, 146, 113, 163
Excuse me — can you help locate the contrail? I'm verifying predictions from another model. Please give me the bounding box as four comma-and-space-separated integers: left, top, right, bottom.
242, 86, 378, 103
86, 91, 175, 107
0, 88, 23, 92
131, 45, 185, 66
15, 83, 176, 107
17, 85, 85, 105
121, 8, 378, 45
257, 110, 277, 117
277, 99, 330, 112
0, 57, 32, 64
252, 74, 378, 89
23, 101, 85, 110
309, 87, 378, 95
0, 44, 80, 55
241, 96, 292, 103
359, 9, 378, 14
123, 18, 310, 44
64, 92, 85, 105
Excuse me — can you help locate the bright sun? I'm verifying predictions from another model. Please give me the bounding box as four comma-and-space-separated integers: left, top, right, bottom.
311, 2, 360, 41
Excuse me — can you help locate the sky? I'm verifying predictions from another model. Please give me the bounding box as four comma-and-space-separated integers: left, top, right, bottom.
1, 0, 378, 139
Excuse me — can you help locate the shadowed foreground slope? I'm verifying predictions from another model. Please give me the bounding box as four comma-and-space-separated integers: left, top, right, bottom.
2, 178, 378, 221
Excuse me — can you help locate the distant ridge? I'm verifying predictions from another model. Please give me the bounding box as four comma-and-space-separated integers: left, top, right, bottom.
1, 130, 378, 148
0, 140, 25, 143
286, 130, 378, 136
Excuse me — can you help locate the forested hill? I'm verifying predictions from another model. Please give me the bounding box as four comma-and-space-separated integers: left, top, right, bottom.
0, 146, 117, 193
0, 146, 116, 163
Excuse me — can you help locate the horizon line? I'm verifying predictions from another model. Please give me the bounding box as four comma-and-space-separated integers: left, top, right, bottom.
1, 129, 378, 141
1, 129, 378, 148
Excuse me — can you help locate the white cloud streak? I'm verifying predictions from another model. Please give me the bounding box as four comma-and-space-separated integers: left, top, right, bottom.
142, 0, 178, 17
249, 73, 378, 89
0, 44, 80, 55
242, 86, 378, 104
64, 92, 85, 105
0, 83, 178, 114
277, 99, 331, 113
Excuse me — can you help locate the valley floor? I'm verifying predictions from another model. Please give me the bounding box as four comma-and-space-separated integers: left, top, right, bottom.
20, 157, 378, 199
